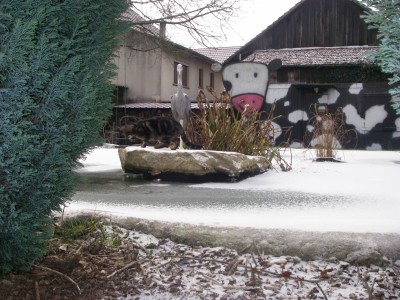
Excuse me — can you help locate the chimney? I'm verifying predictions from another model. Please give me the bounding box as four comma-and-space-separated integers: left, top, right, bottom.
159, 22, 166, 39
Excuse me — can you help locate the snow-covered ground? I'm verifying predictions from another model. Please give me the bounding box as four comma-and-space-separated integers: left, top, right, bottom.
69, 146, 400, 234
101, 224, 400, 300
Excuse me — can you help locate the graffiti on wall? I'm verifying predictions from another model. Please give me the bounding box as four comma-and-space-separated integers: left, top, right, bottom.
265, 83, 400, 150
222, 60, 281, 113
222, 61, 400, 150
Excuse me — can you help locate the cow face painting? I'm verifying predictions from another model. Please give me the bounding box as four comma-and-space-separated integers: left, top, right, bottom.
222, 60, 281, 113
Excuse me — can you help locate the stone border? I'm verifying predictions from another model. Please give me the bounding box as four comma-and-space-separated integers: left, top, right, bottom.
108, 216, 399, 266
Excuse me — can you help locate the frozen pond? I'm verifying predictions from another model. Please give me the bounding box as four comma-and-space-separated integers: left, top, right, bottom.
67, 146, 400, 234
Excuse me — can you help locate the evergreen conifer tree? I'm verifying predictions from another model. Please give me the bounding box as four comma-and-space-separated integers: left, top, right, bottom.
362, 0, 400, 114
0, 0, 131, 274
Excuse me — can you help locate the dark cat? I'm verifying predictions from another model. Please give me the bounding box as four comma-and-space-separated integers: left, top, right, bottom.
128, 117, 202, 150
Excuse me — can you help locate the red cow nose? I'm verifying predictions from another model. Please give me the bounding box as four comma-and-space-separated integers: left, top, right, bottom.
231, 94, 264, 113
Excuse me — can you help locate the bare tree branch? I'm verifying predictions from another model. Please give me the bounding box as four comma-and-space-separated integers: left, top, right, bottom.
128, 0, 244, 47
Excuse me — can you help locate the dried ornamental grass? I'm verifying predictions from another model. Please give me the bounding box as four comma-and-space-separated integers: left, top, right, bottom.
191, 87, 278, 157
306, 104, 356, 161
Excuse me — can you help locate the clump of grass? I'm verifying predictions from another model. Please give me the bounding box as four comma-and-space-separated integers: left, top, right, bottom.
190, 87, 278, 157
306, 104, 356, 160
56, 215, 101, 240
55, 215, 124, 247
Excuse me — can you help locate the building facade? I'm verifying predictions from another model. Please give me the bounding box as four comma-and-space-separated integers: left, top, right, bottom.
224, 0, 399, 150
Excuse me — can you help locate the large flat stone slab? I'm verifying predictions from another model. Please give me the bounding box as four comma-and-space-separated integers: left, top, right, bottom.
118, 146, 271, 182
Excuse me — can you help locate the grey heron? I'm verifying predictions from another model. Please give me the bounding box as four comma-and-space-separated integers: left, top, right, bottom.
171, 64, 191, 130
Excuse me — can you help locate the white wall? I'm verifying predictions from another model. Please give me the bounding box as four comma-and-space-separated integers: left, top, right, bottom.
112, 31, 224, 104
160, 52, 224, 103
112, 46, 163, 102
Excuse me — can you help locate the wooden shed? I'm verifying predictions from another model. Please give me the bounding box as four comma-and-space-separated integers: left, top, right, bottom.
226, 0, 377, 64
224, 0, 399, 150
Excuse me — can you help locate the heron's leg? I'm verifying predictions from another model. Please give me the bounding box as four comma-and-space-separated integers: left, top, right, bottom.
182, 116, 188, 132
179, 120, 184, 149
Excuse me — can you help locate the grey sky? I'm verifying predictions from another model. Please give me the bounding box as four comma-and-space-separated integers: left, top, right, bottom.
225, 0, 302, 47
168, 0, 302, 48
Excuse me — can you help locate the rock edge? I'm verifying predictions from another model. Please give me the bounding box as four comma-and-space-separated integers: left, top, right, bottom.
118, 146, 271, 182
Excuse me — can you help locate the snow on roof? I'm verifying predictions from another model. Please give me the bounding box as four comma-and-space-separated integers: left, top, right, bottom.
245, 46, 378, 67
114, 102, 230, 111
114, 102, 200, 109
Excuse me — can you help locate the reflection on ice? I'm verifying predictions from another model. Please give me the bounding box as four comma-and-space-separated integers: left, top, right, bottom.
67, 171, 395, 233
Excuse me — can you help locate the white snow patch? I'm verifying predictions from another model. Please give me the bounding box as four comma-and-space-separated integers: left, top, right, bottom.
130, 183, 171, 188
190, 152, 215, 167
366, 143, 382, 151
71, 146, 400, 233
290, 141, 304, 148
77, 148, 123, 173
98, 225, 400, 300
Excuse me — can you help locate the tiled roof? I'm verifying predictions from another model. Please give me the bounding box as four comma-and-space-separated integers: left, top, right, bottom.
225, 0, 372, 64
194, 46, 241, 63
245, 46, 378, 66
122, 9, 160, 36
114, 102, 201, 109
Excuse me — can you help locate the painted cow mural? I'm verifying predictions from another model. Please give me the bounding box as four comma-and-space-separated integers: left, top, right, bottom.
222, 62, 400, 150
266, 83, 400, 150
222, 60, 282, 113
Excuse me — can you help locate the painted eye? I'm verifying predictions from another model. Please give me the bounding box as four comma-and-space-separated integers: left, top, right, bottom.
235, 73, 239, 78
254, 72, 258, 78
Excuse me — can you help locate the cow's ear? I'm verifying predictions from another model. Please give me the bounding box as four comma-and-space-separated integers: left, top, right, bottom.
268, 59, 282, 71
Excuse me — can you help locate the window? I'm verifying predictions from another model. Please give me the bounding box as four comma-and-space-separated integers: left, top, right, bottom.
210, 72, 215, 88
112, 86, 127, 105
173, 61, 188, 87
198, 68, 204, 88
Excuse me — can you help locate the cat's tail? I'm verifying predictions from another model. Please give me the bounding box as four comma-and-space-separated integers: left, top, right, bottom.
181, 133, 203, 150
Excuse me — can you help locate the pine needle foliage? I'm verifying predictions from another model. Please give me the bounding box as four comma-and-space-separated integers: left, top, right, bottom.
361, 0, 400, 114
0, 0, 131, 274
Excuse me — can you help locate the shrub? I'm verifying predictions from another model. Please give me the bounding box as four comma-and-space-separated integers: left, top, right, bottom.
305, 104, 356, 160
0, 0, 130, 274
190, 87, 278, 157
